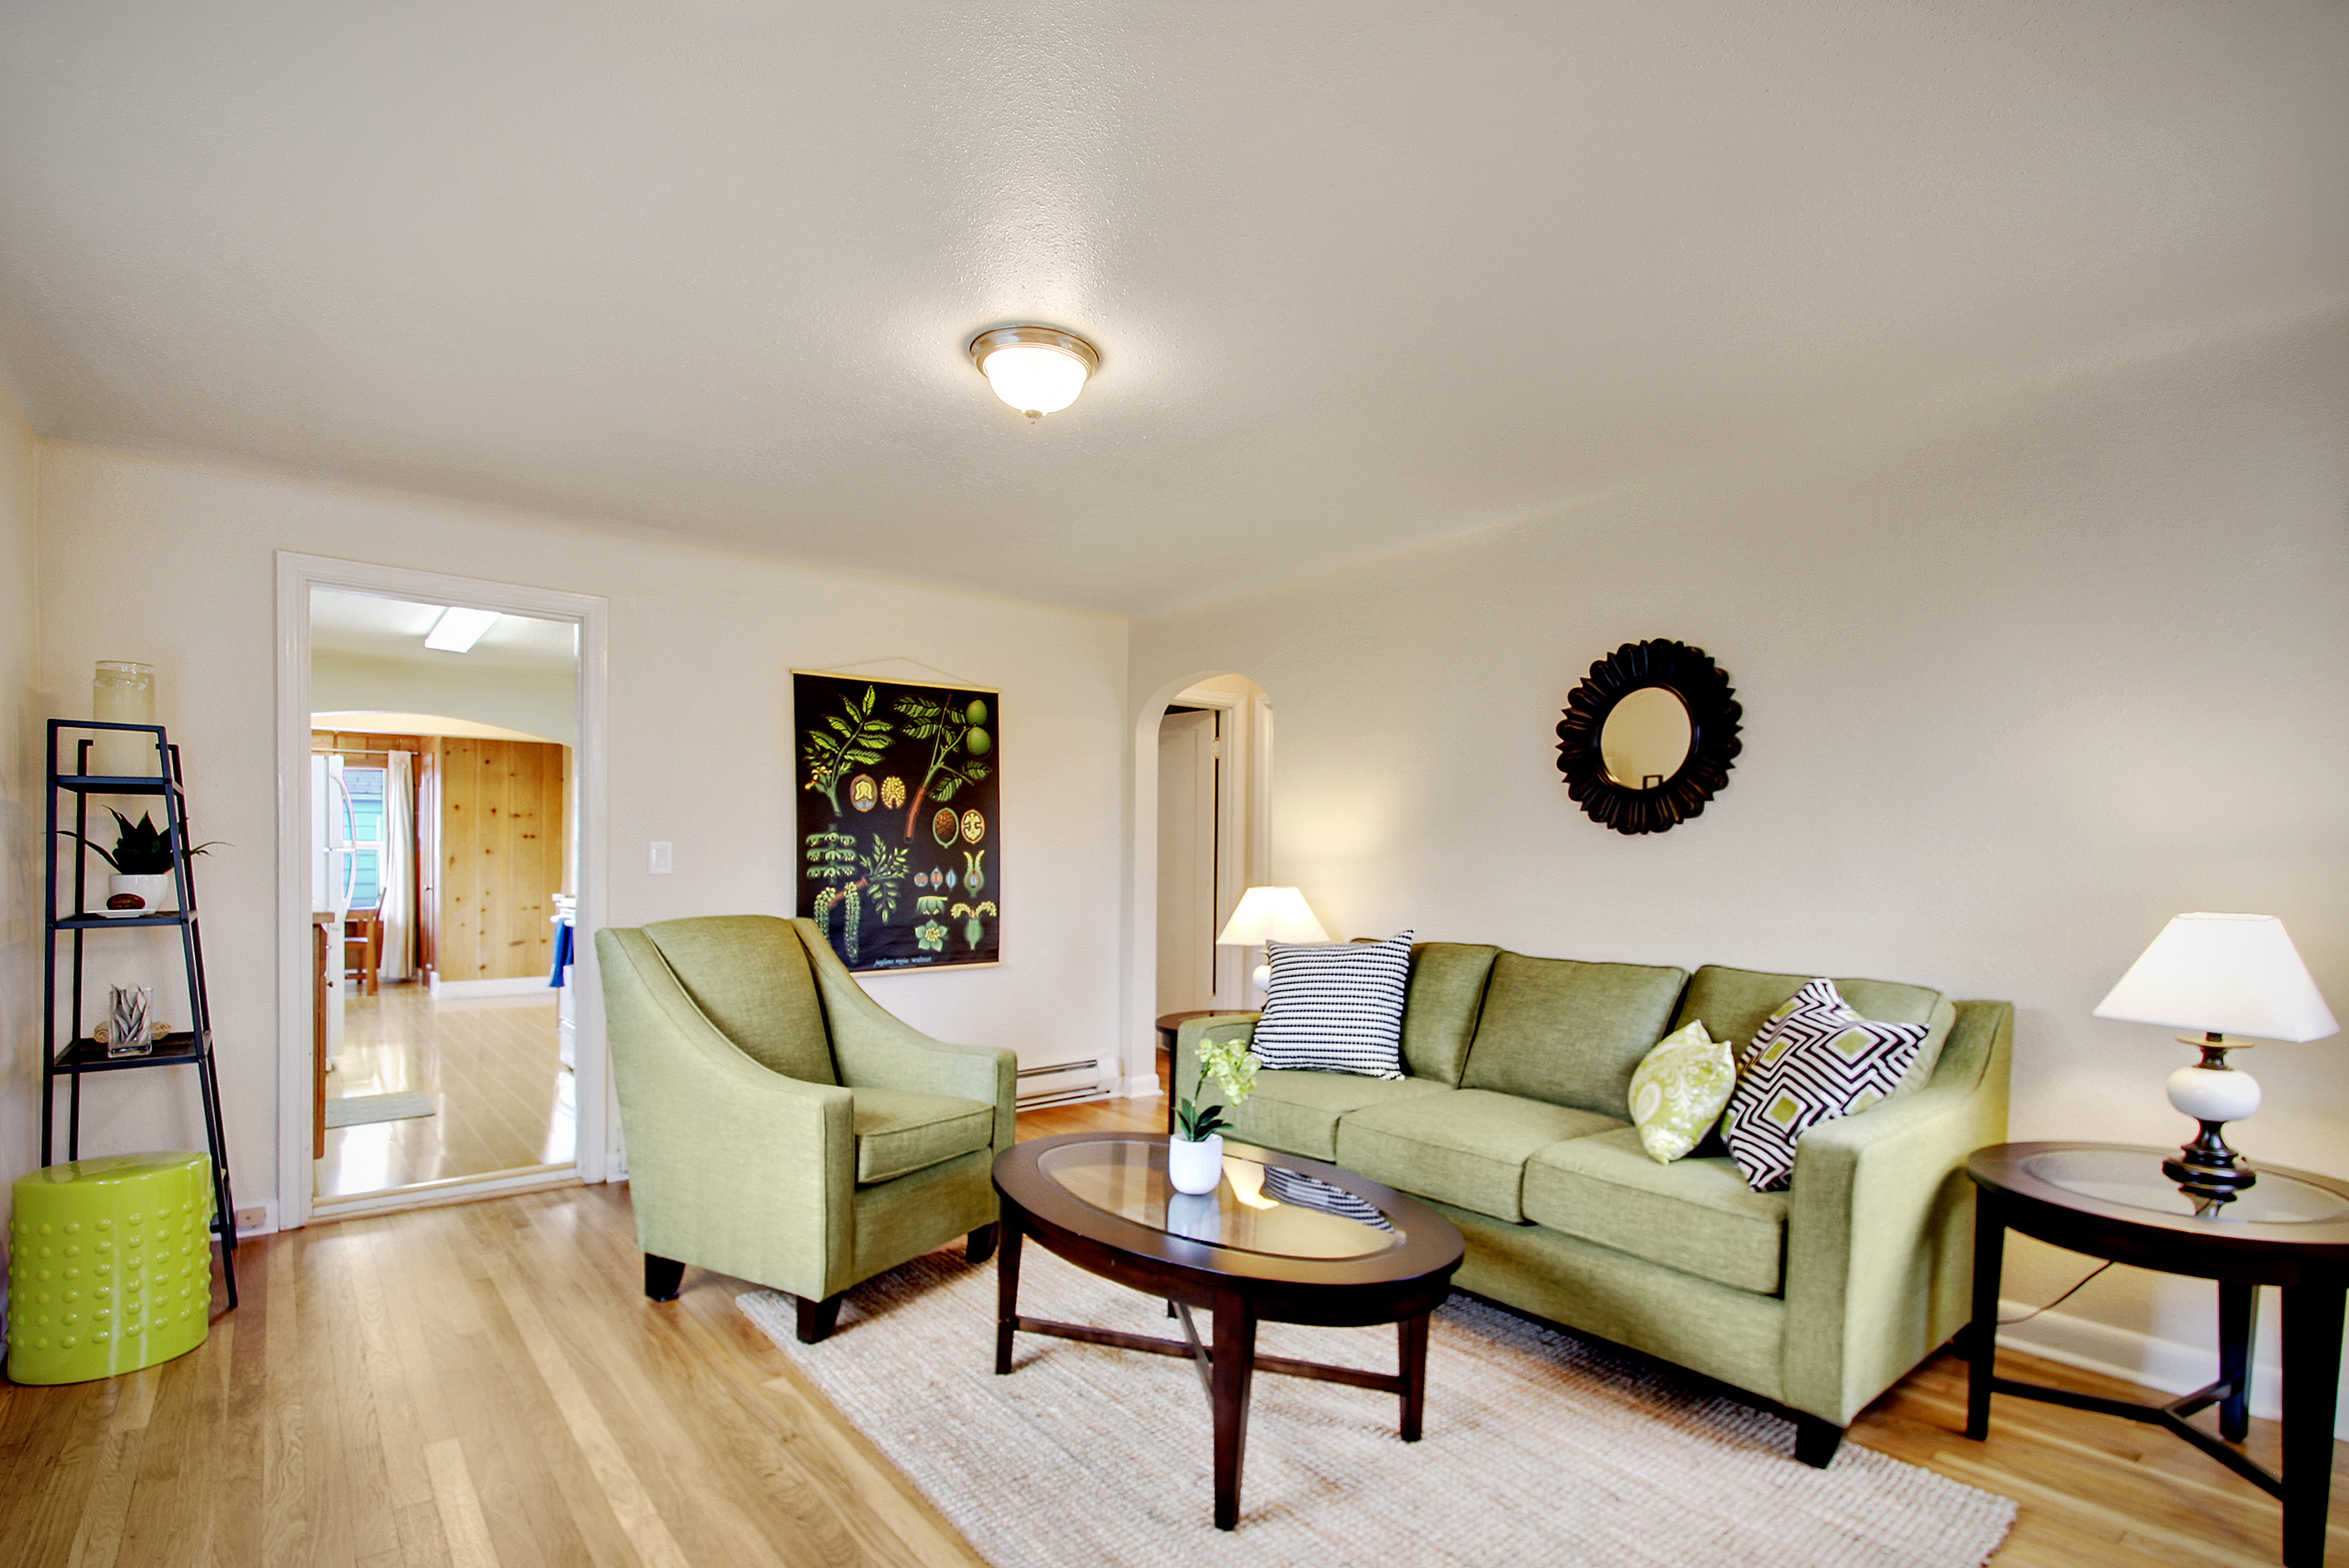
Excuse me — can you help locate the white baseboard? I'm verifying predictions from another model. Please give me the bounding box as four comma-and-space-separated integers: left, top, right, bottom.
1118, 1074, 1164, 1100
1997, 1299, 2349, 1440
431, 975, 557, 999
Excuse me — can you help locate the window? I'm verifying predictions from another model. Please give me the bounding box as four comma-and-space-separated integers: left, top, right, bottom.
346, 764, 386, 911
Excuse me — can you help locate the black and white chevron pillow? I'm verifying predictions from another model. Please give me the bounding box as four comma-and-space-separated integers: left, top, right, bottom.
1722, 977, 1929, 1192
1248, 931, 1415, 1078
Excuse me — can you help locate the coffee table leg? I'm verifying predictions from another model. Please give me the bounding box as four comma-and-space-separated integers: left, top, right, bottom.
1398, 1312, 1430, 1442
1964, 1192, 2004, 1440
993, 1200, 1025, 1376
1210, 1290, 1258, 1531
2278, 1284, 2343, 1568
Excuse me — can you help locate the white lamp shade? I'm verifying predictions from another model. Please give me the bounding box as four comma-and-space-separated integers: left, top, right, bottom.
1216, 886, 1330, 946
978, 341, 1090, 415
2093, 913, 2338, 1042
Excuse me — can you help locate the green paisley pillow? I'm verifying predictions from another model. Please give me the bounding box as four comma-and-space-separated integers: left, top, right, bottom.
1627, 1020, 1737, 1164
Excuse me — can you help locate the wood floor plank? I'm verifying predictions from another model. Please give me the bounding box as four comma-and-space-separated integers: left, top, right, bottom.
5, 1088, 2343, 1568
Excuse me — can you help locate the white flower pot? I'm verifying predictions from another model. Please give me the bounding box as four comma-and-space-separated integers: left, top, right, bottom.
104, 872, 174, 917
1167, 1133, 1225, 1195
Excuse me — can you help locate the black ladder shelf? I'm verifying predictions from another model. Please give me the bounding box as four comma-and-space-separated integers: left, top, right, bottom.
41, 720, 239, 1309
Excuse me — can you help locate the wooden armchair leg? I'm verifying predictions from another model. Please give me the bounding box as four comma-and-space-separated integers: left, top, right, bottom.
644, 1254, 685, 1301
966, 1224, 998, 1266
796, 1293, 844, 1344
1793, 1415, 1844, 1468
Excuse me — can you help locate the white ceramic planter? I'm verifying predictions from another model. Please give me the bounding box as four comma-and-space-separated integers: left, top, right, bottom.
104, 872, 174, 917
1167, 1132, 1225, 1195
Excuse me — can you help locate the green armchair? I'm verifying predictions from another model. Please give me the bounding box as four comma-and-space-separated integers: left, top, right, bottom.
596, 914, 1015, 1342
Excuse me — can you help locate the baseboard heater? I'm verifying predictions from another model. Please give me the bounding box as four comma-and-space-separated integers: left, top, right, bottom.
1016, 1056, 1106, 1108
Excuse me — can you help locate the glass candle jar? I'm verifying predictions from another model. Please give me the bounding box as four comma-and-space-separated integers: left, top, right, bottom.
92, 661, 157, 776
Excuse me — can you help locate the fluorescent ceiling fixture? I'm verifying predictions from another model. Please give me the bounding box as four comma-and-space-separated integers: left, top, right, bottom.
423, 606, 501, 652
968, 325, 1099, 418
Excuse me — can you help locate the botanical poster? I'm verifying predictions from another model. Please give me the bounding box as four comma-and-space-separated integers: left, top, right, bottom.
793, 671, 999, 972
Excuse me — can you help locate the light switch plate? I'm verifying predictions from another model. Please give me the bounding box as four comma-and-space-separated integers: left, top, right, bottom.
649, 841, 672, 874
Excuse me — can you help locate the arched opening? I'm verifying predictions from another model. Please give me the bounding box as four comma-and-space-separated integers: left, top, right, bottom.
1128, 672, 1272, 1101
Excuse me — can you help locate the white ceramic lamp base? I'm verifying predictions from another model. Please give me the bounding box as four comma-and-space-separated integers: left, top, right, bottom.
2162, 1038, 2261, 1202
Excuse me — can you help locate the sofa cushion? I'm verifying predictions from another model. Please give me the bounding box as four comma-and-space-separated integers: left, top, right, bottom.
1230, 1071, 1451, 1163
1722, 978, 1933, 1192
1627, 1019, 1738, 1163
1400, 943, 1501, 1085
1671, 966, 1954, 1094
850, 1086, 995, 1184
1336, 1089, 1622, 1224
1459, 952, 1690, 1118
641, 914, 836, 1083
1250, 931, 1414, 1078
1522, 1126, 1788, 1294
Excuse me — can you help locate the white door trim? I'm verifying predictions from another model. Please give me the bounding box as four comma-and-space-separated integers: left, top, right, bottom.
274, 551, 611, 1229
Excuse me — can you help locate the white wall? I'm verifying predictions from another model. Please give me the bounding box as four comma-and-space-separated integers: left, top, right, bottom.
311, 650, 579, 746
0, 380, 39, 1249
1132, 308, 2349, 1420
32, 444, 1128, 1220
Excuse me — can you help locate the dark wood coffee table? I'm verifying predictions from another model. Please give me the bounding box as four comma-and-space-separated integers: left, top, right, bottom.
992, 1133, 1465, 1530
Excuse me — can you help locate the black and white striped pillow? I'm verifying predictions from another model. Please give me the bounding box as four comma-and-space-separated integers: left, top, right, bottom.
1248, 931, 1414, 1078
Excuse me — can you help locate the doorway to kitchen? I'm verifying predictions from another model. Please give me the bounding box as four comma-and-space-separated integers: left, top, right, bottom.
275, 555, 608, 1229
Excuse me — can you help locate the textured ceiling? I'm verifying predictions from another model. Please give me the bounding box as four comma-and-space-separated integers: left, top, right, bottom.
4, 2, 2345, 614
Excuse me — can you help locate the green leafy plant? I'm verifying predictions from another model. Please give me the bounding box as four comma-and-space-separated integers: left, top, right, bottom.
894, 692, 991, 839
803, 686, 893, 815
1174, 1036, 1259, 1143
57, 808, 220, 875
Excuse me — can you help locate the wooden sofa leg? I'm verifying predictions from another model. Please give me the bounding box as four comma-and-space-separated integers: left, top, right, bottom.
644, 1254, 684, 1302
966, 1224, 998, 1266
1793, 1415, 1844, 1468
796, 1293, 844, 1344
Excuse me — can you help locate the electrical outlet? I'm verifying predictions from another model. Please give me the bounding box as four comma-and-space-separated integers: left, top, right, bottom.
232, 1206, 269, 1234
649, 841, 672, 874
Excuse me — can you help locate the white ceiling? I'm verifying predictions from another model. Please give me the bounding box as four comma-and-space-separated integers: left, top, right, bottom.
310, 587, 577, 674
5, 3, 2345, 615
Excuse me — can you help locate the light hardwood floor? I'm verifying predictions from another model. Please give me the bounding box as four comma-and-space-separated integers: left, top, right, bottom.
318, 983, 573, 1200
3, 1089, 2341, 1568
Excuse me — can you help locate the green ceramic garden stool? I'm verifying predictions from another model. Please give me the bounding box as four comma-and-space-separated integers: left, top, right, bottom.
8, 1151, 215, 1385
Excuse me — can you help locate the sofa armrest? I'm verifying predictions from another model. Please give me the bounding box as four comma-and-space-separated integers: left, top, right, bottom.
1169, 1013, 1263, 1120
596, 927, 857, 1298
1780, 999, 2014, 1425
788, 918, 1019, 1152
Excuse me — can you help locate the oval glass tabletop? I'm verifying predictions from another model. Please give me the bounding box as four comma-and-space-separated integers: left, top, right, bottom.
1035, 1138, 1405, 1260
2020, 1146, 2349, 1225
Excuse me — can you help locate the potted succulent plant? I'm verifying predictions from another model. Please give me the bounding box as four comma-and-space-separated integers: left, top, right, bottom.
58, 808, 218, 917
1169, 1035, 1260, 1194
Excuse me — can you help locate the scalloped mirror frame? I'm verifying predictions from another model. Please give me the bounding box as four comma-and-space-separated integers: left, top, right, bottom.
1555, 639, 1743, 835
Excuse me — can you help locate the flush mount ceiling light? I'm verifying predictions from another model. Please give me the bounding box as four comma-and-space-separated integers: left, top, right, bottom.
968, 325, 1099, 419
424, 606, 500, 652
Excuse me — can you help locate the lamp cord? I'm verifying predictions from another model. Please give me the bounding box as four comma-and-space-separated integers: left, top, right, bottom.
1996, 1261, 2115, 1326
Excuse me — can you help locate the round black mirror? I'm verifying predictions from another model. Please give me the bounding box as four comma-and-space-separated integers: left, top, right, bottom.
1556, 640, 1741, 835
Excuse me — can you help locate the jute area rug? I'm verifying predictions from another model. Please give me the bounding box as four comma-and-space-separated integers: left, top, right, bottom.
739, 1247, 2015, 1568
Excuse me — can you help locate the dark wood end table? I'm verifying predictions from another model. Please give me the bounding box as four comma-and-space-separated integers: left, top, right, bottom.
1964, 1141, 2349, 1566
992, 1133, 1464, 1530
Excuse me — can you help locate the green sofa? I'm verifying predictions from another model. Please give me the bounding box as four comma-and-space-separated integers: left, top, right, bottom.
597, 915, 1015, 1342
1174, 945, 2012, 1464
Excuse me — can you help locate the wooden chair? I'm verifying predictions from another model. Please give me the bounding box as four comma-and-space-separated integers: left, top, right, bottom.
343, 911, 383, 996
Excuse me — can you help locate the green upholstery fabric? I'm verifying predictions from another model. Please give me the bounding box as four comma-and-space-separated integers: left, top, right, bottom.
597, 916, 1015, 1306
1671, 967, 1954, 1095
1337, 1089, 1620, 1223
1523, 1126, 1788, 1294
1460, 952, 1689, 1118
851, 1087, 996, 1184
1400, 943, 1501, 1085
1230, 1070, 1450, 1162
640, 915, 837, 1083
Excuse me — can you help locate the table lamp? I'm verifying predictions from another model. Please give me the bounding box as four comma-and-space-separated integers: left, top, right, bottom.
2092, 912, 2337, 1202
1216, 886, 1330, 996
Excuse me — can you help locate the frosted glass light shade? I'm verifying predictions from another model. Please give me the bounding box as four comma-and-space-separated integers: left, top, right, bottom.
1216, 886, 1330, 947
969, 325, 1099, 417
2094, 913, 2338, 1041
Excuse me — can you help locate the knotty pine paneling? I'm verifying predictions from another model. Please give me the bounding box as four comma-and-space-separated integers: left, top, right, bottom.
436, 737, 567, 983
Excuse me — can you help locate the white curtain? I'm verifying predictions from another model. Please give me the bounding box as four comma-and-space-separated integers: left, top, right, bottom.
378, 749, 416, 983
